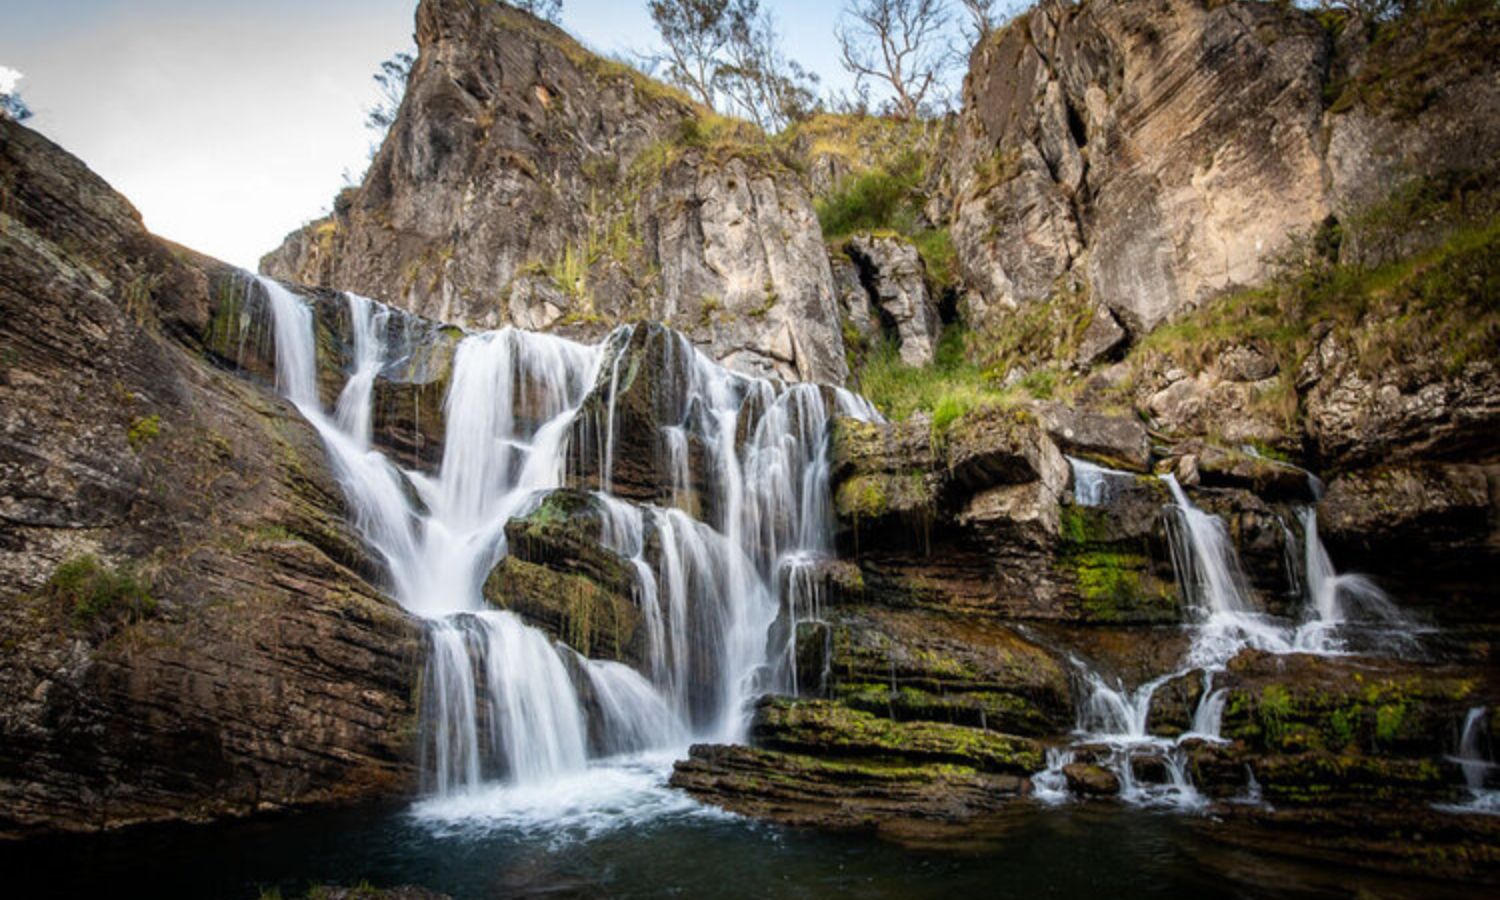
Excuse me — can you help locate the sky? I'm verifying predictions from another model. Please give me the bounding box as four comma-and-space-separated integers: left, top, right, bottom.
3, 0, 960, 269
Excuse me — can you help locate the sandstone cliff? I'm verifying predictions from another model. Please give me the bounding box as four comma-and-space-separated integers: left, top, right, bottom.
263, 0, 847, 384
951, 0, 1498, 351
0, 119, 423, 837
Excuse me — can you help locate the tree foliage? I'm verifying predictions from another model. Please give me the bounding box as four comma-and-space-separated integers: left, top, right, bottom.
365, 50, 416, 136
0, 65, 31, 122
512, 0, 564, 22
647, 0, 820, 132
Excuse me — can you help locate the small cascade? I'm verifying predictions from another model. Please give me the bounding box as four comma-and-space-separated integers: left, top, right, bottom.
1189, 672, 1228, 742
1039, 660, 1219, 809
1440, 707, 1500, 815
1032, 748, 1075, 805
1162, 475, 1293, 667
1067, 456, 1135, 507
1162, 474, 1413, 667
257, 276, 875, 802
1292, 506, 1411, 654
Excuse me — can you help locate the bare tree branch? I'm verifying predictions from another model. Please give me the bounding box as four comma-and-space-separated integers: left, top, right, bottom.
836, 0, 955, 119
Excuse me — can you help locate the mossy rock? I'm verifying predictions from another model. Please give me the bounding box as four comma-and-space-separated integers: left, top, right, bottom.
751, 697, 1043, 775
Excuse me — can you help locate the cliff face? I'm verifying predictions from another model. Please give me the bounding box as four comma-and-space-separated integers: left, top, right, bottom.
263, 0, 847, 384
0, 120, 422, 837
951, 0, 1498, 344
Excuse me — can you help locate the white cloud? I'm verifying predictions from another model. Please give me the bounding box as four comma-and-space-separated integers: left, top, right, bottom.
0, 65, 22, 95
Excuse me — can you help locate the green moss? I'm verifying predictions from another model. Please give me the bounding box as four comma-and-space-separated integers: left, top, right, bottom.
1259, 684, 1295, 745
126, 414, 161, 451
45, 554, 157, 632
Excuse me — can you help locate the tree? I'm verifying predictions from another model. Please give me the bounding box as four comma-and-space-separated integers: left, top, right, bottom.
647, 0, 747, 108
0, 65, 32, 122
511, 0, 563, 22
365, 50, 416, 136
836, 0, 955, 119
647, 0, 819, 131
957, 0, 1023, 45
717, 9, 821, 131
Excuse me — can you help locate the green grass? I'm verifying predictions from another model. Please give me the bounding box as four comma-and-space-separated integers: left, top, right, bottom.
44, 554, 157, 632
815, 150, 956, 291
853, 326, 1024, 427
1114, 208, 1499, 437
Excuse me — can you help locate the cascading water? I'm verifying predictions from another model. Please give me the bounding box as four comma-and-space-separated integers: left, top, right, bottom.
256, 276, 876, 812
1040, 459, 1413, 808
1439, 707, 1500, 815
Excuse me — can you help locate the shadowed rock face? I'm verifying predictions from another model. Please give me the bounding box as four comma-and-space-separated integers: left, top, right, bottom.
262, 0, 847, 385
0, 119, 423, 837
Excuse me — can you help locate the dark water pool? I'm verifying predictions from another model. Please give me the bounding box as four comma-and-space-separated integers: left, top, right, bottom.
1, 757, 1484, 900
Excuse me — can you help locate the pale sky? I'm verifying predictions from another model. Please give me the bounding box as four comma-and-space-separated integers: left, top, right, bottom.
4, 1, 962, 269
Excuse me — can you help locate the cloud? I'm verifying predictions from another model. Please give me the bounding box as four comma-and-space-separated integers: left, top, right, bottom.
0, 65, 21, 95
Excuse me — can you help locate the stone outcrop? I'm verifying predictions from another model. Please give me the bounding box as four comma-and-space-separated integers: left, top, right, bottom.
951, 0, 1498, 355
842, 233, 941, 366
262, 0, 846, 384
829, 406, 1193, 623
953, 0, 1331, 337
0, 120, 423, 836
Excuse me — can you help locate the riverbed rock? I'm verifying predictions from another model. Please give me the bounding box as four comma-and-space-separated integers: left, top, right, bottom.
824, 606, 1073, 736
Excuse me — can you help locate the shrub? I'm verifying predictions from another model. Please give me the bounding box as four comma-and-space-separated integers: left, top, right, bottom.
45, 555, 157, 634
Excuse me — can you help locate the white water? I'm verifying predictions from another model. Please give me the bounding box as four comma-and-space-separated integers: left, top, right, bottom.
1438, 706, 1500, 815
1039, 466, 1409, 808
257, 277, 876, 807
1068, 456, 1136, 507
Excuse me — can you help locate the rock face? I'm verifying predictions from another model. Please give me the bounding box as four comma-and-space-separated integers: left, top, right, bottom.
843, 233, 941, 366
951, 0, 1497, 349
953, 0, 1331, 336
0, 120, 423, 837
262, 0, 846, 384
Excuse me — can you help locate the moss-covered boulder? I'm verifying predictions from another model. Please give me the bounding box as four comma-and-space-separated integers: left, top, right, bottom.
1217, 651, 1485, 758
750, 697, 1043, 775
669, 743, 1024, 841
824, 606, 1071, 737
485, 490, 647, 663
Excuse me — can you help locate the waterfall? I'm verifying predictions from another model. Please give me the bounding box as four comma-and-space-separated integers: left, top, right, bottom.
1068, 456, 1134, 507
1440, 707, 1500, 815
1162, 474, 1294, 667
257, 276, 874, 800
1292, 506, 1410, 653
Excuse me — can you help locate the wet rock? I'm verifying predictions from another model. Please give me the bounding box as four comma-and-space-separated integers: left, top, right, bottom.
843, 233, 941, 366
1189, 444, 1315, 502
1033, 401, 1151, 472
670, 743, 1024, 840
946, 407, 1069, 494
750, 697, 1043, 775
1062, 762, 1120, 797
825, 606, 1073, 737
1217, 651, 1487, 759
484, 557, 644, 666
1320, 463, 1494, 555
